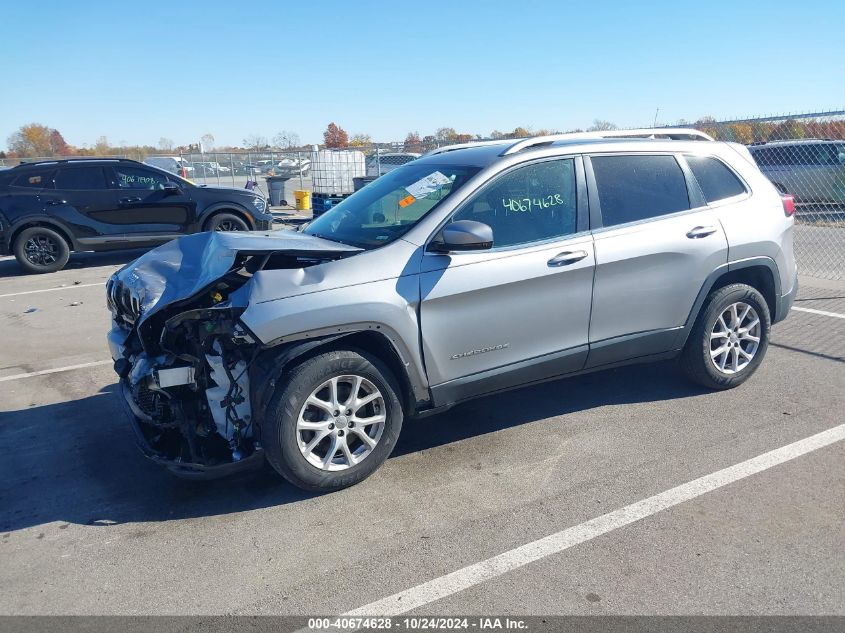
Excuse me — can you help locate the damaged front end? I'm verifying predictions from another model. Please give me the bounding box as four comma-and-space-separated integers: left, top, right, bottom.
106, 230, 360, 479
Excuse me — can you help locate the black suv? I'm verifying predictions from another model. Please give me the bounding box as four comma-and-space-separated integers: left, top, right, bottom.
0, 159, 274, 273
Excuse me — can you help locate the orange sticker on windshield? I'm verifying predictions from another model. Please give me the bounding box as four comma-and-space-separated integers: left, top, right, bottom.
399, 194, 416, 208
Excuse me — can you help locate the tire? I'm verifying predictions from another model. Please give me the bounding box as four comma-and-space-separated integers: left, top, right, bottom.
681, 283, 771, 390
261, 349, 404, 492
13, 226, 71, 274
204, 212, 249, 232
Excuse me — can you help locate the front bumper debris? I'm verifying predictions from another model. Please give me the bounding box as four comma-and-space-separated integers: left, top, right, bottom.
117, 378, 264, 480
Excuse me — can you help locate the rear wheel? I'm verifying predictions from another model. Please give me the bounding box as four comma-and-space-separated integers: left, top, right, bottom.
261, 350, 404, 492
13, 227, 70, 274
681, 283, 771, 389
204, 212, 249, 232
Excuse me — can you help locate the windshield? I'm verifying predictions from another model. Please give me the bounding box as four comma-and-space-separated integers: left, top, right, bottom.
304, 163, 480, 248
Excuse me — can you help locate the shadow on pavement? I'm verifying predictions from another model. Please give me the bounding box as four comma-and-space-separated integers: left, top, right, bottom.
0, 361, 704, 533
0, 249, 149, 278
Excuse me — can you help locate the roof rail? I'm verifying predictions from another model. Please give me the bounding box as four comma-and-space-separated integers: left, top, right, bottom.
750, 137, 836, 146
500, 128, 714, 156
15, 157, 141, 168
424, 139, 510, 156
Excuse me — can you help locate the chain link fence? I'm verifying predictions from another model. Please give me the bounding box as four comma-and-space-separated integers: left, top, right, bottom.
700, 111, 845, 281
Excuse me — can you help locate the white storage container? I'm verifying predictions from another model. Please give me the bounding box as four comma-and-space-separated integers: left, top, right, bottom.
311, 149, 366, 195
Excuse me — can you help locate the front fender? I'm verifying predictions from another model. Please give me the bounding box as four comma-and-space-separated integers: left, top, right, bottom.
240, 274, 429, 404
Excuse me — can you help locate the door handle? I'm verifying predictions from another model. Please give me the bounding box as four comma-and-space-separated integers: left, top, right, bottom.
547, 250, 588, 267
686, 226, 717, 239
119, 196, 142, 204
45, 199, 66, 206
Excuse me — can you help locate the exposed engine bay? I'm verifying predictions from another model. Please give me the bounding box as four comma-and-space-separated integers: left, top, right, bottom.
107, 230, 360, 477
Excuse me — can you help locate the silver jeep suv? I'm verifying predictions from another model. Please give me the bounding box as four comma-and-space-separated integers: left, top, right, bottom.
107, 128, 798, 491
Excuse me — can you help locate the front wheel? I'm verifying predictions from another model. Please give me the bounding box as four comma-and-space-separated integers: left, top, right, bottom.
681, 283, 771, 390
13, 227, 71, 274
261, 350, 404, 492
204, 212, 249, 232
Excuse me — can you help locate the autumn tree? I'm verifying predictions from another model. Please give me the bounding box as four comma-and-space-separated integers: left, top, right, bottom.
49, 129, 71, 155
434, 127, 457, 142
349, 133, 372, 147
510, 127, 531, 138
323, 123, 349, 148
7, 123, 59, 157
404, 132, 422, 152
726, 123, 754, 145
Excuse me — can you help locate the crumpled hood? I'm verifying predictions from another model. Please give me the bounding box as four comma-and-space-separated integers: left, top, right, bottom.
109, 230, 360, 328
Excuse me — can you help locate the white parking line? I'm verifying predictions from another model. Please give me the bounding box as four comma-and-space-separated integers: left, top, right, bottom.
0, 282, 103, 299
792, 306, 845, 320
344, 423, 845, 617
0, 359, 112, 382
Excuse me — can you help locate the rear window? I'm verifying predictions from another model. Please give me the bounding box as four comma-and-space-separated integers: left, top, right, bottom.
686, 156, 746, 203
591, 155, 690, 227
11, 169, 55, 189
55, 167, 108, 190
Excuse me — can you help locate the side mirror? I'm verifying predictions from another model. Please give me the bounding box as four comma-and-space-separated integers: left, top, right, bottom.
429, 220, 493, 253
162, 182, 181, 195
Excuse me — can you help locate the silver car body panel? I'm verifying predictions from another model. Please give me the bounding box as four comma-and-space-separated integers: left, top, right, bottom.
108, 133, 798, 474
418, 233, 595, 386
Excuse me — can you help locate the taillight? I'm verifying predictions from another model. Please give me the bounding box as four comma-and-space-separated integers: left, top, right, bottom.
781, 194, 795, 217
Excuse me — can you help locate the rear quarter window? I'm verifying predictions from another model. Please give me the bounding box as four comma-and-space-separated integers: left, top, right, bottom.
686, 156, 747, 203
11, 169, 55, 189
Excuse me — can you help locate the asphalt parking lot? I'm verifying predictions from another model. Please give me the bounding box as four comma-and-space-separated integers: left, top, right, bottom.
1, 243, 843, 619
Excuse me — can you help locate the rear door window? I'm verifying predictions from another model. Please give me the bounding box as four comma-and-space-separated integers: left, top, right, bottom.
685, 156, 747, 203
591, 155, 690, 227
11, 169, 55, 189
55, 166, 108, 190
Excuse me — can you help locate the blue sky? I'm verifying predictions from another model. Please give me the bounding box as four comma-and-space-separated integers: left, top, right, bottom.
1, 0, 843, 149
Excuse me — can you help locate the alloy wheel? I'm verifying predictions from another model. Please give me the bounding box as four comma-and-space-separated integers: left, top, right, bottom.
24, 234, 58, 267
296, 375, 386, 471
709, 302, 761, 374
215, 220, 243, 231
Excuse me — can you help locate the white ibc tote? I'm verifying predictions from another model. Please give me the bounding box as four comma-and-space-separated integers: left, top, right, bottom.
310, 149, 366, 195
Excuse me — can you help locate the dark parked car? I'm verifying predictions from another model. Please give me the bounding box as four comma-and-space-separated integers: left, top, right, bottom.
0, 159, 273, 273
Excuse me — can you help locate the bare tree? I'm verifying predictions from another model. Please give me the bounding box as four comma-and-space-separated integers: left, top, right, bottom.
158, 137, 174, 152
243, 134, 268, 150
94, 136, 110, 155
273, 130, 300, 149
588, 119, 618, 132
200, 133, 215, 152
434, 127, 457, 142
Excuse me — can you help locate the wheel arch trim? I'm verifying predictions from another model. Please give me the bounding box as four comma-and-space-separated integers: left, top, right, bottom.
674, 257, 782, 349
199, 203, 254, 230
249, 324, 431, 420
9, 216, 80, 251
